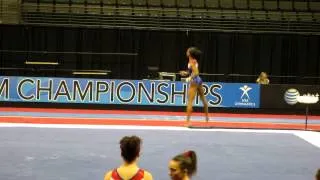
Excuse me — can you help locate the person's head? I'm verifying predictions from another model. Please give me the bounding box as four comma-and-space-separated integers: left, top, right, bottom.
316, 169, 320, 180
169, 151, 197, 180
186, 47, 202, 62
120, 135, 142, 164
259, 72, 268, 79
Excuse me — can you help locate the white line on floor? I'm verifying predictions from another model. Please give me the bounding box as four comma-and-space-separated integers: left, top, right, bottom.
294, 131, 320, 149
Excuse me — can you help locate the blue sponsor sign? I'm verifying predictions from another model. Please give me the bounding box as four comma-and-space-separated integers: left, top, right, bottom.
0, 76, 260, 108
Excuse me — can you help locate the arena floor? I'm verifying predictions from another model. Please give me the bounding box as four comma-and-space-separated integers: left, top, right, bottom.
0, 107, 319, 180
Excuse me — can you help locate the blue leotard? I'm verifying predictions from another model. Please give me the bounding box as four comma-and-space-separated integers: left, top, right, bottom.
188, 62, 203, 85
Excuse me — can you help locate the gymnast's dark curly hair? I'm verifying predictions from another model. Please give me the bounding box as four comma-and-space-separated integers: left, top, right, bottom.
187, 47, 202, 61
120, 136, 142, 163
173, 150, 197, 177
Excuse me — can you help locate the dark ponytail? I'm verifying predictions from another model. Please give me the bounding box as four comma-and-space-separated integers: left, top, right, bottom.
173, 150, 197, 177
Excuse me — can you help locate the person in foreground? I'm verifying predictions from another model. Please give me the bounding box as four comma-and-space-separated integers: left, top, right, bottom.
316, 168, 320, 180
168, 150, 197, 180
180, 47, 209, 126
104, 136, 153, 180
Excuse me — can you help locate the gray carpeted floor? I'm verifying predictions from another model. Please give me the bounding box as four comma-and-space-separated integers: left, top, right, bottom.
0, 128, 319, 180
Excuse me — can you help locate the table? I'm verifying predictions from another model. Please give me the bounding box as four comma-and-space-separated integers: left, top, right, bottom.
297, 94, 319, 130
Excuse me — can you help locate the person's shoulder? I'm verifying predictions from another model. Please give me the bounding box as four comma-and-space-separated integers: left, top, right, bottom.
103, 170, 113, 180
143, 170, 153, 180
190, 60, 198, 69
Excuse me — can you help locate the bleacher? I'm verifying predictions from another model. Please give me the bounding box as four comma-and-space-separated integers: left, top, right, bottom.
13, 0, 320, 34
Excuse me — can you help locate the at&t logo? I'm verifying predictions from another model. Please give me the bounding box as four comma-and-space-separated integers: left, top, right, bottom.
284, 88, 300, 105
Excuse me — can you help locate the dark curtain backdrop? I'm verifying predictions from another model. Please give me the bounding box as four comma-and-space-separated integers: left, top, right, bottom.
0, 25, 319, 84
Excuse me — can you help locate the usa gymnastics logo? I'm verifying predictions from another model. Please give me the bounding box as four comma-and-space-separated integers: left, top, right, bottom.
234, 85, 256, 107
240, 85, 252, 101
284, 88, 300, 105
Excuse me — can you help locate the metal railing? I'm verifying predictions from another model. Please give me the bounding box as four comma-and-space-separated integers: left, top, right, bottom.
0, 64, 318, 84
0, 49, 138, 56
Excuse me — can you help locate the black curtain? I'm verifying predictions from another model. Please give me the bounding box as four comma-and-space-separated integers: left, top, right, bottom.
0, 24, 319, 84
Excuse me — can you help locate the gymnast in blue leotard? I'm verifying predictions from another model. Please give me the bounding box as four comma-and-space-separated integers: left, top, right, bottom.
180, 47, 209, 126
